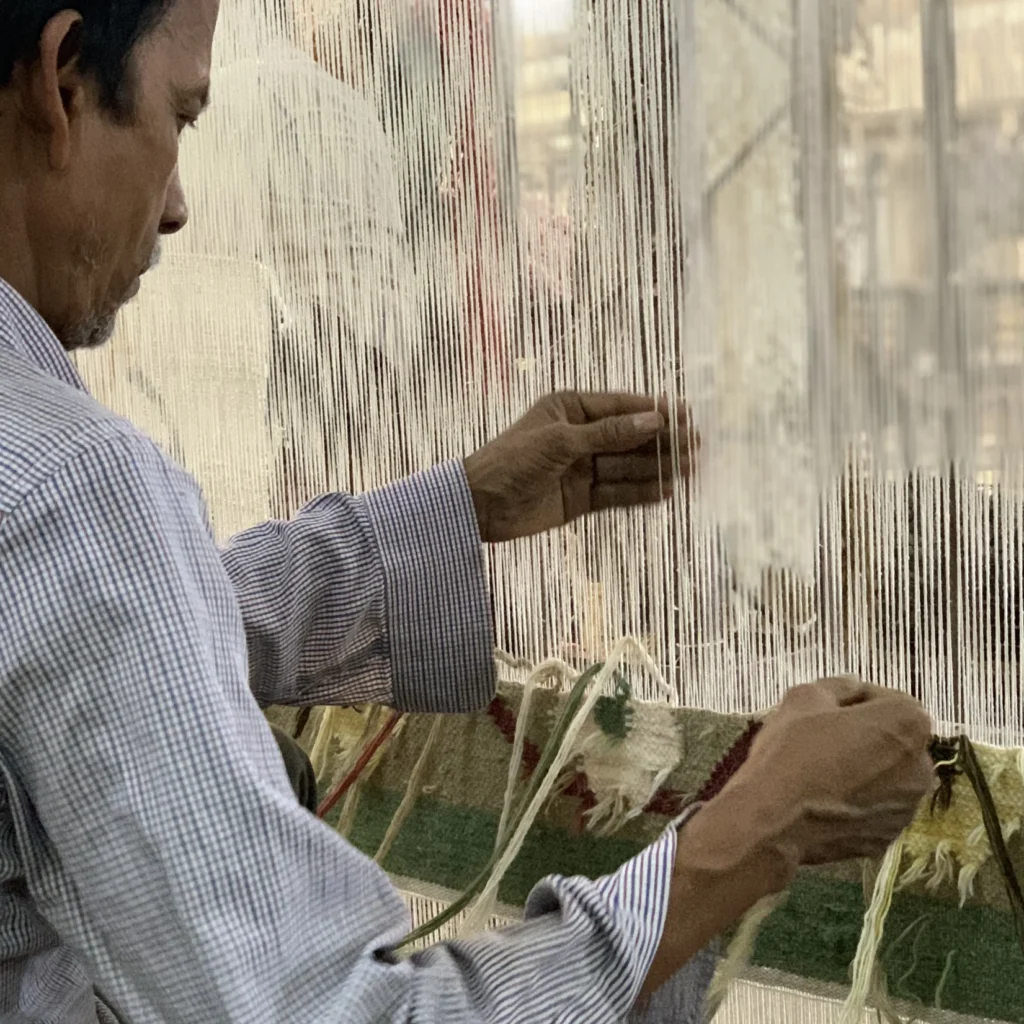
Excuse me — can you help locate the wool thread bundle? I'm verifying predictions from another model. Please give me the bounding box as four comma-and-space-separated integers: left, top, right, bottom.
494, 669, 536, 849
310, 704, 406, 795
317, 710, 404, 825
840, 837, 908, 1023
374, 715, 443, 864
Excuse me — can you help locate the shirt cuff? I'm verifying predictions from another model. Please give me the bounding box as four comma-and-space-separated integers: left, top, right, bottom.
523, 824, 680, 1018
362, 460, 495, 714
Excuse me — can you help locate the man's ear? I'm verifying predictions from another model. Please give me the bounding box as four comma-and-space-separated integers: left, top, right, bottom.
24, 11, 88, 171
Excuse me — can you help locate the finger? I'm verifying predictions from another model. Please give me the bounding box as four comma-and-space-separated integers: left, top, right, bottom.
592, 480, 672, 512
570, 411, 665, 456
806, 805, 921, 865
575, 392, 663, 423
803, 825, 910, 866
819, 675, 895, 707
889, 700, 934, 744
911, 755, 939, 796
678, 422, 702, 453
656, 397, 701, 443
630, 435, 700, 484
632, 432, 699, 459
573, 393, 701, 442
654, 394, 694, 423
595, 452, 689, 484
574, 392, 699, 446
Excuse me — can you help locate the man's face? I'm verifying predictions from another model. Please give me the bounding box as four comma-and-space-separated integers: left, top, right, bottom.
30, 0, 218, 350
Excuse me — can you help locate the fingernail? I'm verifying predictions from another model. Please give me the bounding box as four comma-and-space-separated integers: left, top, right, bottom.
632, 412, 663, 432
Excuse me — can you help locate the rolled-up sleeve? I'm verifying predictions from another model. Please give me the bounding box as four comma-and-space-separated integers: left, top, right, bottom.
221, 460, 495, 713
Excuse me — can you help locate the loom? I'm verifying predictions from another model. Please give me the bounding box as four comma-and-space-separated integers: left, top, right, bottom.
75, 0, 1024, 1019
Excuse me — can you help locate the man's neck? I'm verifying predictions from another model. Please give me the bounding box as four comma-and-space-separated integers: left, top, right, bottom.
0, 182, 42, 318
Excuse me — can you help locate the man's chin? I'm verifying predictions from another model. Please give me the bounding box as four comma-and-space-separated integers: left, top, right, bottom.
60, 310, 120, 353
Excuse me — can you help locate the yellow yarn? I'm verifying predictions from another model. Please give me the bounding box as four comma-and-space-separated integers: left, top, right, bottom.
374, 715, 444, 865
310, 704, 407, 788
900, 743, 1024, 904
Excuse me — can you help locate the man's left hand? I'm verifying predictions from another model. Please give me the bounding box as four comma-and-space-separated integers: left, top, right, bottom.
463, 392, 698, 544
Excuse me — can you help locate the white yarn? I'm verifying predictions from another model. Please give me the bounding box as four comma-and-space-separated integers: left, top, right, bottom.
457, 639, 669, 939
704, 894, 787, 1022
72, 0, 1024, 745
840, 836, 906, 1024
494, 672, 538, 851
457, 668, 542, 938
374, 713, 443, 865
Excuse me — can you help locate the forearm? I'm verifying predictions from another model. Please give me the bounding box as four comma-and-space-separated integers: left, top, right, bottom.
641, 783, 793, 999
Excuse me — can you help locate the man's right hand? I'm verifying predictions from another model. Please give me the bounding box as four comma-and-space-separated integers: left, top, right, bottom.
732, 676, 935, 870
640, 678, 934, 999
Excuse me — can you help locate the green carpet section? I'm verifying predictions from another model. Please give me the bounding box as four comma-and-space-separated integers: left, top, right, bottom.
340, 786, 1024, 1022
757, 873, 1024, 1022
341, 789, 644, 907
291, 693, 1024, 1020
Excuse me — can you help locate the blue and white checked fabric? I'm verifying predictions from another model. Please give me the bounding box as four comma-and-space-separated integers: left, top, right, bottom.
0, 276, 702, 1022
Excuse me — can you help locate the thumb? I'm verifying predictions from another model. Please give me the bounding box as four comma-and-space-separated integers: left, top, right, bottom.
571, 411, 664, 456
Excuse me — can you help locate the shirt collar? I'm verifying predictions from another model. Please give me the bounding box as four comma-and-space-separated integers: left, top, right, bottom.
0, 277, 87, 391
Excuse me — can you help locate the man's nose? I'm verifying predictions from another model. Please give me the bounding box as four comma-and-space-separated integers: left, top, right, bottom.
160, 167, 189, 235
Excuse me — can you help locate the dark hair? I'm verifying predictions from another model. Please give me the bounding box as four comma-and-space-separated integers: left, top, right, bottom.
0, 0, 175, 117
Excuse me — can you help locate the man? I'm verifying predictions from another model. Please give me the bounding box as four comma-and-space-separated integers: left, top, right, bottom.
0, 2, 935, 1023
